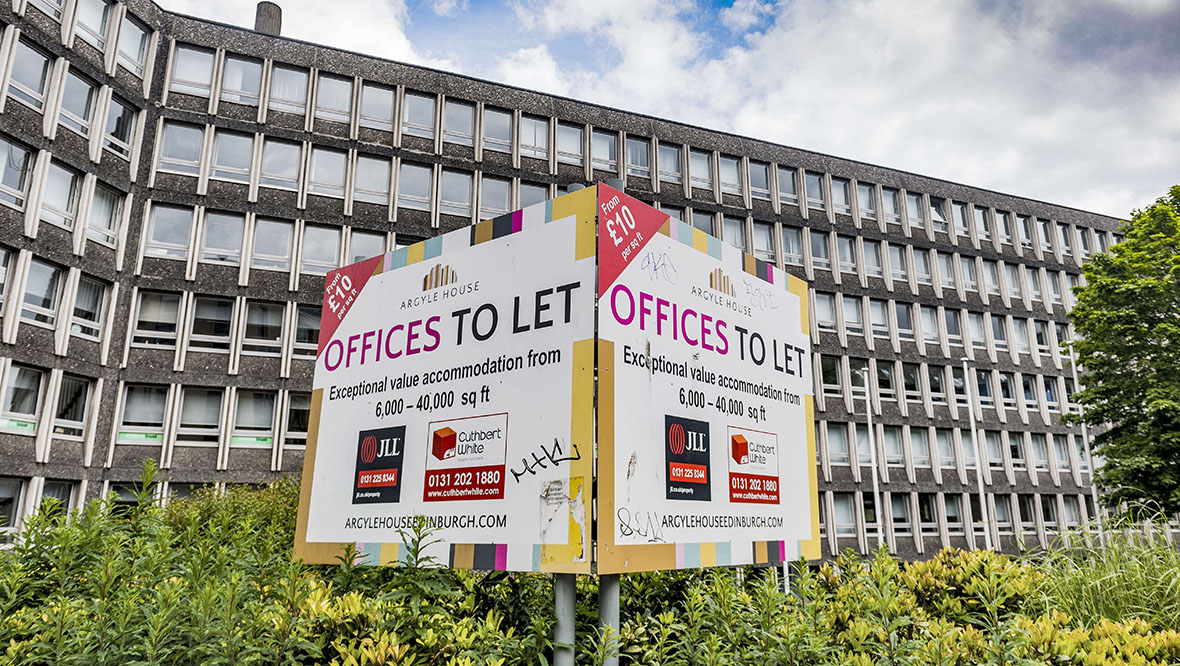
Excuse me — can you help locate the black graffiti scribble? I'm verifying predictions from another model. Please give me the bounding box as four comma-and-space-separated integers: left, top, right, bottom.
616, 507, 666, 543
510, 438, 582, 483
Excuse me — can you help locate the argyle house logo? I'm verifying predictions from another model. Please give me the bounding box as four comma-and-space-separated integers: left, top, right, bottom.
352, 425, 406, 504
665, 415, 711, 501
708, 268, 736, 297
422, 263, 458, 291
727, 425, 780, 505
423, 413, 508, 502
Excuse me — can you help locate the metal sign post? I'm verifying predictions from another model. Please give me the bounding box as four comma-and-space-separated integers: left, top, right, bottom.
554, 573, 576, 666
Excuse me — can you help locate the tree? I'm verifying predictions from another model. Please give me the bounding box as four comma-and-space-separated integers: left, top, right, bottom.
1071, 185, 1180, 512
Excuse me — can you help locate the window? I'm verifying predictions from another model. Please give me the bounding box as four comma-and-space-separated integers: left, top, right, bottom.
973, 207, 991, 242
850, 359, 868, 400
821, 356, 842, 398
157, 123, 203, 176
722, 216, 746, 250
883, 427, 903, 465
862, 493, 878, 536
104, 97, 135, 158
881, 188, 901, 224
118, 385, 167, 442
1013, 319, 1031, 356
520, 182, 548, 208
996, 211, 1013, 245
353, 155, 390, 205
832, 493, 855, 536
920, 306, 940, 345
1022, 375, 1039, 412
1017, 215, 1034, 249
831, 178, 851, 214
952, 366, 969, 407
810, 231, 830, 271
1078, 227, 1092, 259
10, 41, 52, 111
59, 71, 96, 136
145, 206, 192, 259
557, 123, 583, 165
985, 431, 1003, 469
314, 74, 352, 124
1044, 376, 1060, 412
520, 115, 548, 159
777, 166, 798, 205
483, 108, 512, 153
752, 222, 774, 262
951, 202, 969, 238
998, 372, 1017, 411
233, 392, 275, 446
937, 252, 956, 289
269, 66, 308, 114
41, 480, 74, 511
945, 495, 964, 535
242, 301, 283, 355
928, 365, 947, 405
440, 170, 472, 217
781, 227, 803, 266
827, 423, 849, 464
960, 256, 978, 292
891, 493, 911, 535
1054, 435, 1072, 472
896, 304, 915, 342
301, 225, 340, 274
863, 241, 883, 278
397, 163, 432, 211
177, 388, 222, 445
749, 161, 770, 200
285, 392, 311, 447
1038, 218, 1055, 253
888, 244, 908, 282
662, 206, 683, 222
0, 479, 22, 543
443, 99, 474, 145
1047, 271, 1064, 305
719, 156, 741, 195
689, 149, 712, 190
1063, 495, 1081, 526
843, 296, 863, 337
74, 0, 111, 48
983, 260, 1000, 296
877, 362, 896, 401
260, 139, 300, 190
303, 147, 346, 197
349, 230, 384, 264
1017, 494, 1036, 527
359, 83, 394, 131
210, 132, 253, 183
1004, 264, 1022, 300
29, 0, 65, 20
401, 92, 435, 138
71, 277, 106, 339
911, 427, 931, 466
132, 292, 179, 346
41, 163, 80, 229
804, 171, 825, 210
221, 56, 262, 106
991, 315, 1009, 352
836, 235, 856, 274
929, 197, 948, 232
945, 309, 962, 347
117, 15, 150, 76
691, 210, 714, 236
21, 260, 62, 326
480, 176, 510, 219
1035, 321, 1052, 356
2, 365, 44, 431
252, 219, 293, 271
189, 297, 233, 352
1025, 267, 1042, 302
592, 131, 618, 171
293, 306, 320, 357
913, 250, 932, 286
814, 293, 836, 332
869, 299, 889, 338
1031, 434, 1049, 471
625, 137, 650, 178
170, 45, 214, 97
917, 493, 938, 535
199, 211, 243, 265
906, 192, 923, 228
857, 183, 877, 220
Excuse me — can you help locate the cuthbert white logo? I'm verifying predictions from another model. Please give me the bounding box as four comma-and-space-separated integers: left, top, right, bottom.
424, 413, 508, 502
728, 425, 780, 505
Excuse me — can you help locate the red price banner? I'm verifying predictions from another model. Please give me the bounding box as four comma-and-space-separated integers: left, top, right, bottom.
596, 184, 670, 296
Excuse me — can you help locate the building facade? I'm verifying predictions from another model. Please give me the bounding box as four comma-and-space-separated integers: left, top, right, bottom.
0, 0, 1118, 559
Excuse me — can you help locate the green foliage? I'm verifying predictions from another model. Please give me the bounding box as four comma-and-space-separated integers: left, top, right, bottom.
4, 466, 1180, 665
1070, 185, 1180, 512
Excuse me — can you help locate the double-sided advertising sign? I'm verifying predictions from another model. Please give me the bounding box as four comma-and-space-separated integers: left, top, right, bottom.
295, 185, 818, 574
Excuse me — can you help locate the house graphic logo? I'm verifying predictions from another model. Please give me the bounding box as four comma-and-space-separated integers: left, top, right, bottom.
431, 427, 457, 461
731, 434, 749, 465
708, 268, 736, 297
422, 263, 458, 291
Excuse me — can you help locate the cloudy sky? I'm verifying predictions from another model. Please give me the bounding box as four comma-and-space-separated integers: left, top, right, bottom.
161, 0, 1180, 218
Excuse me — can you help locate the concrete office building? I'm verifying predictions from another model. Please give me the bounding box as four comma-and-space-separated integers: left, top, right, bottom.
0, 0, 1119, 559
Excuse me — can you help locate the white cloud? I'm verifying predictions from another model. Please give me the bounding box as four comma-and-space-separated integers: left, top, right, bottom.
720, 0, 775, 32
430, 0, 469, 17
494, 45, 572, 97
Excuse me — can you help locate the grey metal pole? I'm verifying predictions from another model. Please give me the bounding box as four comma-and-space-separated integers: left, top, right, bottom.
599, 573, 620, 666
856, 368, 884, 550
962, 358, 993, 550
554, 573, 577, 666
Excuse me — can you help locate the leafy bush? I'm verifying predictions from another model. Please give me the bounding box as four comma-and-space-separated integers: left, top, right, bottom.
3, 467, 1180, 665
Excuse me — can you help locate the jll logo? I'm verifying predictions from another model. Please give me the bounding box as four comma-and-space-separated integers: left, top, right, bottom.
353, 425, 406, 505
664, 415, 711, 501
